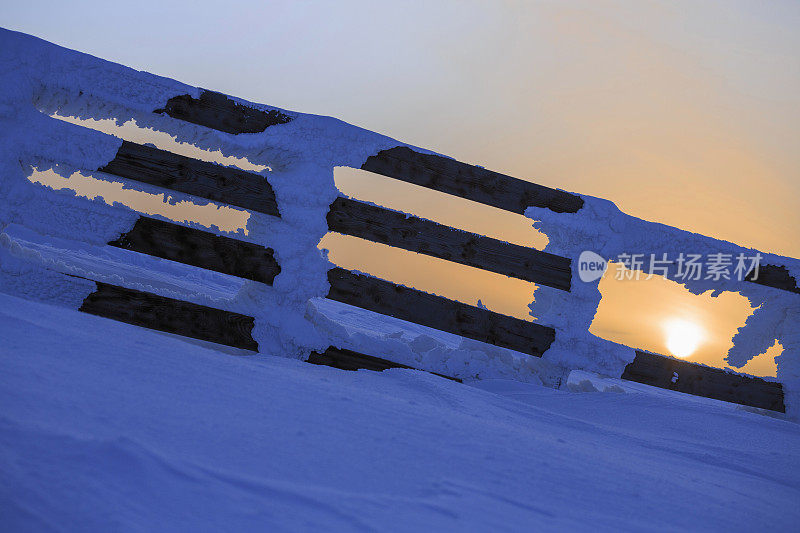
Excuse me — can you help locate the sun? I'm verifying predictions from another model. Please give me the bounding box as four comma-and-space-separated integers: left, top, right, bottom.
664, 318, 704, 359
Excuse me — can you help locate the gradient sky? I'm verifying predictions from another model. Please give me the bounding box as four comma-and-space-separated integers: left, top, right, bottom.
6, 0, 799, 376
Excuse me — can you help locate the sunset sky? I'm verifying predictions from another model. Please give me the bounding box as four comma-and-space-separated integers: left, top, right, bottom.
6, 0, 799, 376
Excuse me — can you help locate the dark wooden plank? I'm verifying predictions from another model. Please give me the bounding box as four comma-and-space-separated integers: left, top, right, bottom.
327, 197, 571, 290
361, 146, 584, 214
621, 350, 785, 412
155, 90, 292, 134
108, 216, 281, 285
152, 92, 580, 215
97, 141, 280, 216
326, 267, 555, 358
746, 264, 800, 295
79, 282, 258, 351
307, 345, 461, 382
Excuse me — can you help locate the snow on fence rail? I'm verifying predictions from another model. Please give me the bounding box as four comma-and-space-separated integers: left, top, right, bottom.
0, 29, 797, 416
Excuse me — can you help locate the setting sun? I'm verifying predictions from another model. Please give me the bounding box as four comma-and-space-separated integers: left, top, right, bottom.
664, 319, 705, 359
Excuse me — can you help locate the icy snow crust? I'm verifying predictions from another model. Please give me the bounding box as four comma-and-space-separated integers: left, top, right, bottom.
1, 29, 798, 413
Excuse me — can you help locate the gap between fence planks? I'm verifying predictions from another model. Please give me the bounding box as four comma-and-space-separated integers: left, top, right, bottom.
147, 89, 800, 297
98, 141, 281, 216
98, 210, 558, 360
94, 137, 575, 291
152, 91, 584, 215
108, 216, 281, 285
327, 196, 571, 290
326, 267, 556, 358
621, 350, 785, 412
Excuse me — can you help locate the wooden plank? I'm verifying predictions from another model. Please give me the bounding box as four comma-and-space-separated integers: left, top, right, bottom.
327, 196, 571, 290
361, 146, 584, 214
108, 216, 281, 285
326, 267, 555, 358
152, 92, 580, 214
97, 141, 280, 216
621, 350, 785, 412
149, 88, 797, 298
150, 90, 799, 296
79, 282, 259, 351
746, 264, 800, 295
307, 346, 461, 382
155, 90, 292, 134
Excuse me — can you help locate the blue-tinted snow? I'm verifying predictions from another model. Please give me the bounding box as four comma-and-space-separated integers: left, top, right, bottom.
1, 292, 799, 531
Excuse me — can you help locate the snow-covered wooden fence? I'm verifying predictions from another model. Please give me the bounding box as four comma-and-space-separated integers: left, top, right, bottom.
55, 90, 786, 412
1, 31, 795, 415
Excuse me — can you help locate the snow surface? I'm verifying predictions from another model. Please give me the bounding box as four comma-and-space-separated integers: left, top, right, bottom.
2, 291, 799, 531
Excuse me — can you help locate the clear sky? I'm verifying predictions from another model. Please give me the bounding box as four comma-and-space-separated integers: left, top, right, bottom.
5, 0, 799, 375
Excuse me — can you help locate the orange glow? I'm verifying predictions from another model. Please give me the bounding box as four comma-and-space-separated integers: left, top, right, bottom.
663, 319, 705, 359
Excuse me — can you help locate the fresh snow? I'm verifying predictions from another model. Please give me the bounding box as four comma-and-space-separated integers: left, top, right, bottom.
1, 292, 799, 531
